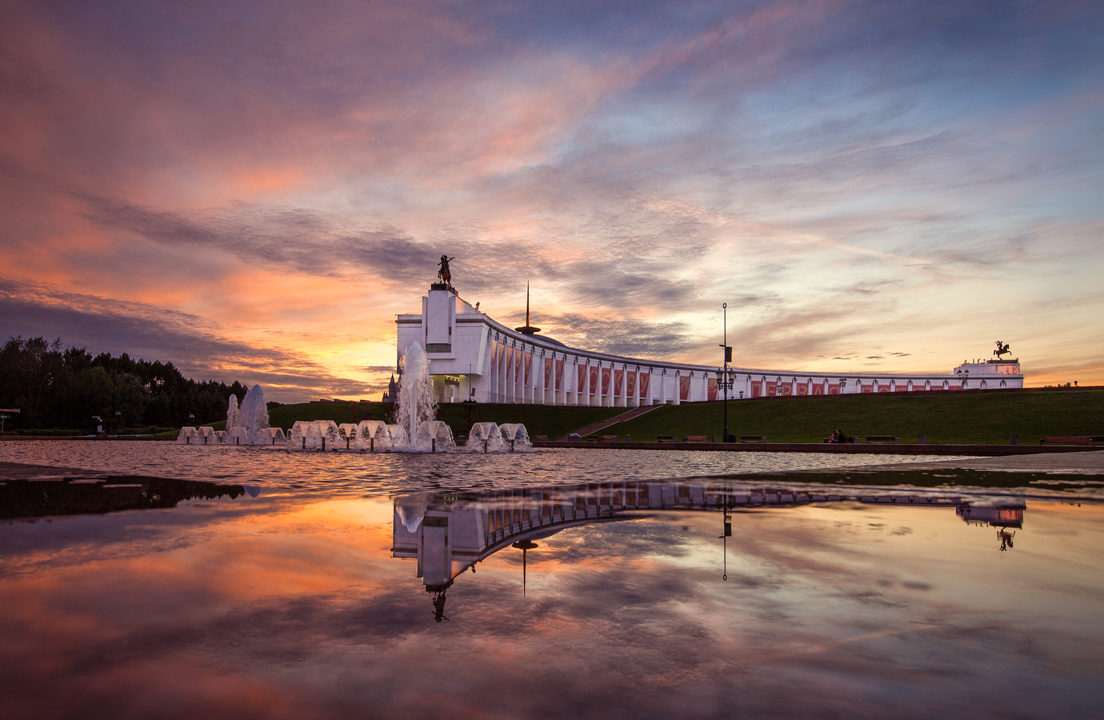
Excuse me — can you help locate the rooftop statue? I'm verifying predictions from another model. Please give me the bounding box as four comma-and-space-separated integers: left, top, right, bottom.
438, 255, 455, 285
993, 340, 1011, 360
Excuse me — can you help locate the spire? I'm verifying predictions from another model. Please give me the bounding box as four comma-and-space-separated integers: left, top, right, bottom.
514, 281, 541, 335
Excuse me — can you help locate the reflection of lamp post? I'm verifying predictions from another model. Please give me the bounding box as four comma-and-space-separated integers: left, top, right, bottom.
512, 539, 538, 596
719, 500, 732, 581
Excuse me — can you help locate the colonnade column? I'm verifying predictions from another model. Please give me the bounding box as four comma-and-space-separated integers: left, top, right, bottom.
498, 337, 507, 403
490, 335, 498, 402
617, 364, 627, 408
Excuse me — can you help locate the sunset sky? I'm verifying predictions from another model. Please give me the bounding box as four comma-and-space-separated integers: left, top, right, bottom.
2, 1, 1102, 401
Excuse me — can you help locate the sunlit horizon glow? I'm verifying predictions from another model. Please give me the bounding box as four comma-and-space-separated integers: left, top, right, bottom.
2, 1, 1102, 401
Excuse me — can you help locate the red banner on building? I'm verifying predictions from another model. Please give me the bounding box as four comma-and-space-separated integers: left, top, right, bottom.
544, 357, 552, 387
524, 352, 532, 384
614, 369, 624, 396
589, 366, 599, 395
861, 384, 874, 393
877, 385, 891, 393
491, 342, 499, 371
639, 373, 649, 397
765, 381, 777, 396
504, 347, 514, 377
577, 365, 585, 392
780, 383, 793, 396
556, 359, 564, 388
796, 383, 808, 396
828, 384, 840, 395
707, 377, 718, 401
895, 384, 908, 393
601, 368, 611, 395
679, 376, 691, 401
626, 370, 637, 397
812, 383, 825, 395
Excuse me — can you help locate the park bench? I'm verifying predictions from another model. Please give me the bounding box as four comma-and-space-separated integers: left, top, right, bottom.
1040, 435, 1092, 445
600, 434, 618, 441
656, 434, 675, 442
740, 435, 765, 443
865, 435, 899, 444
685, 435, 708, 442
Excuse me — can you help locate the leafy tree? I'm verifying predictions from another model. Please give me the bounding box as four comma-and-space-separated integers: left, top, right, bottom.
0, 336, 244, 430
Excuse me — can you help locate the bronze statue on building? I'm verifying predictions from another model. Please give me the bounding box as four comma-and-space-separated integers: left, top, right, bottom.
438, 255, 455, 285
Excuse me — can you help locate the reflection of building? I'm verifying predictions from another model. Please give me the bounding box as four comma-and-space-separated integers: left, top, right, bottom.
393, 481, 1029, 595
397, 282, 1024, 405
957, 503, 1026, 551
956, 505, 1025, 528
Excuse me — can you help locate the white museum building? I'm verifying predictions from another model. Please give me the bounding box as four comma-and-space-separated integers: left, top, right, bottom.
396, 282, 1023, 407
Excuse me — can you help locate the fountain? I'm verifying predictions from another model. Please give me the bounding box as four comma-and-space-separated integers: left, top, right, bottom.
465, 422, 506, 453
175, 426, 198, 444
499, 423, 532, 452
176, 346, 528, 453
236, 384, 271, 445
394, 342, 437, 451
227, 395, 240, 431
414, 420, 455, 452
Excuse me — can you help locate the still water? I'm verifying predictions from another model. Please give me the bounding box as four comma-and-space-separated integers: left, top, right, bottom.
1, 442, 1102, 719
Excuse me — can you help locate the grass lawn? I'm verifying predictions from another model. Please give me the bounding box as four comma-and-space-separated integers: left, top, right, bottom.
601, 388, 1104, 445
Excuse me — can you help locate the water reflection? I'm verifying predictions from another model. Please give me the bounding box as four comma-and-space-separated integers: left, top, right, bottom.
957, 504, 1024, 551
0, 475, 246, 519
393, 480, 1030, 616
1, 470, 1100, 719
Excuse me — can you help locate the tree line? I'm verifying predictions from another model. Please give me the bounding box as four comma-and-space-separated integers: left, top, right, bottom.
0, 337, 246, 431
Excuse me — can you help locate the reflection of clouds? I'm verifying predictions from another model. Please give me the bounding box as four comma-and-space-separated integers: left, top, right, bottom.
2, 495, 1103, 718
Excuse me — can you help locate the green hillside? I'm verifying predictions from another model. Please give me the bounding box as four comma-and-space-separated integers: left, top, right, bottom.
603, 388, 1104, 445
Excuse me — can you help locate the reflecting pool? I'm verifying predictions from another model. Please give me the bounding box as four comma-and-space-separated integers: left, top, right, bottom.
1, 443, 1102, 719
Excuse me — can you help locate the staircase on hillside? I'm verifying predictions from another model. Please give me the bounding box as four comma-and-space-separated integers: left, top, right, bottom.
560, 404, 664, 440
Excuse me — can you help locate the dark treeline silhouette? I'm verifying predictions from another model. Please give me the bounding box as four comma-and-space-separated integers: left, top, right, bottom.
0, 337, 245, 430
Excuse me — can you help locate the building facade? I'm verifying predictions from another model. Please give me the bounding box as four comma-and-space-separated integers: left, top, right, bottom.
396, 284, 1023, 406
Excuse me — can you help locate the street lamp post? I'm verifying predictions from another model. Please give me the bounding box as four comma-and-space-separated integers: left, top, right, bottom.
719, 303, 733, 442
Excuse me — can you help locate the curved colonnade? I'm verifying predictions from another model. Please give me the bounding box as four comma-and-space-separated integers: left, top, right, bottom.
397, 285, 1023, 407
